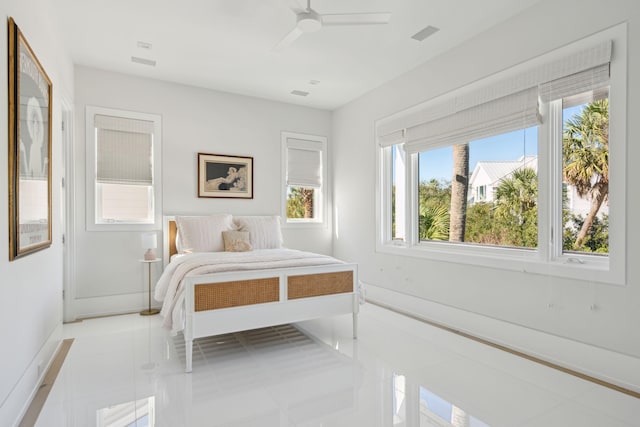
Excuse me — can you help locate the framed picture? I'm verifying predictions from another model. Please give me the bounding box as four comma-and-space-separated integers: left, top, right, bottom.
198, 153, 253, 199
8, 18, 53, 260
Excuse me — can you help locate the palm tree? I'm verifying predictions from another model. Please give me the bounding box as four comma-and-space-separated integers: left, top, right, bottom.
563, 99, 609, 249
300, 188, 314, 218
419, 204, 450, 240
418, 179, 451, 241
494, 167, 538, 247
286, 187, 314, 218
449, 143, 469, 242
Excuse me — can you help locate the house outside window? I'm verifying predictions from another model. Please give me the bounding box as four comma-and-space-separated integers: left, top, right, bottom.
376, 26, 626, 285
417, 128, 539, 249
281, 132, 327, 225
86, 106, 162, 231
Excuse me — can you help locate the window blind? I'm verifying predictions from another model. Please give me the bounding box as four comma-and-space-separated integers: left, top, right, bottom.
378, 129, 405, 147
377, 40, 612, 148
539, 63, 610, 103
286, 139, 322, 188
562, 86, 609, 109
95, 114, 154, 185
404, 87, 540, 154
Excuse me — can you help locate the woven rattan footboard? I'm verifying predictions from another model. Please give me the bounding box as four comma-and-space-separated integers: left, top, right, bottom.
287, 271, 353, 299
193, 271, 353, 312
194, 277, 280, 311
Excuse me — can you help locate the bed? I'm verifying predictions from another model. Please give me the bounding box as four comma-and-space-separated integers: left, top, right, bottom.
156, 214, 359, 372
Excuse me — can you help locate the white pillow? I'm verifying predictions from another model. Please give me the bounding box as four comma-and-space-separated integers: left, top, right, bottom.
174, 232, 183, 254
233, 216, 283, 249
175, 214, 234, 253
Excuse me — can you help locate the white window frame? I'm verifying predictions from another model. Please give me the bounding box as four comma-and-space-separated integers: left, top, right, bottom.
376, 24, 626, 286
86, 106, 162, 231
281, 131, 328, 227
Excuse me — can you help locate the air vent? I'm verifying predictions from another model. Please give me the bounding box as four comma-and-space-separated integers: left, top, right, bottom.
137, 41, 153, 50
131, 56, 156, 67
411, 25, 439, 42
291, 90, 309, 97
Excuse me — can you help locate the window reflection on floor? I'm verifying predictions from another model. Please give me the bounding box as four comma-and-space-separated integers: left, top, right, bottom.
393, 374, 407, 425
419, 386, 490, 427
96, 396, 155, 427
393, 373, 491, 427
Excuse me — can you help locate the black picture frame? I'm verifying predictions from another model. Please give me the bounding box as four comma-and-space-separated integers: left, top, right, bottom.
197, 153, 253, 199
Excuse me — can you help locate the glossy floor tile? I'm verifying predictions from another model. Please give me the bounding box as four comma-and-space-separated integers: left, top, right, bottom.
34, 304, 639, 427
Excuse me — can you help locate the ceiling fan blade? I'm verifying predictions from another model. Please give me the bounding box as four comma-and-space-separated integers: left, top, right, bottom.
321, 12, 391, 26
273, 26, 304, 52
285, 0, 306, 14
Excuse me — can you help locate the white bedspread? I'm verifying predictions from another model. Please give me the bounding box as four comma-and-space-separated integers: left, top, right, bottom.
154, 249, 343, 334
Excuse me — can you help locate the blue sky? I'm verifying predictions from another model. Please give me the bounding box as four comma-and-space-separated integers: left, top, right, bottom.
417, 104, 585, 182
418, 127, 539, 182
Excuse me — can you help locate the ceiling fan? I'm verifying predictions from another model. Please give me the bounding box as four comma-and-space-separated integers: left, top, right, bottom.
274, 0, 391, 51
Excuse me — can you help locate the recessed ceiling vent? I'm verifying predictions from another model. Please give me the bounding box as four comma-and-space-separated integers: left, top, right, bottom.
131, 56, 156, 67
411, 25, 439, 42
291, 90, 309, 97
137, 41, 153, 50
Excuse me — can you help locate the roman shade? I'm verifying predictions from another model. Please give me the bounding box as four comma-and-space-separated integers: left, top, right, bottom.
377, 40, 612, 150
404, 87, 540, 154
539, 64, 610, 104
286, 138, 322, 188
95, 114, 154, 185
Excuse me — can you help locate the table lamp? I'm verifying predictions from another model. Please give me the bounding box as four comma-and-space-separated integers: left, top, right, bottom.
142, 233, 157, 261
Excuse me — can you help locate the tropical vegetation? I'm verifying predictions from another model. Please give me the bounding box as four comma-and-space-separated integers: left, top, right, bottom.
287, 187, 314, 219
411, 99, 609, 253
562, 99, 609, 250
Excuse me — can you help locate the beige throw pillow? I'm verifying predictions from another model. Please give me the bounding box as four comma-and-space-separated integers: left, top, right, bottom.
222, 231, 253, 252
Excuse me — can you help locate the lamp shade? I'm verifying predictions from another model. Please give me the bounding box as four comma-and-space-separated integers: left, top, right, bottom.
141, 233, 157, 249
141, 233, 157, 260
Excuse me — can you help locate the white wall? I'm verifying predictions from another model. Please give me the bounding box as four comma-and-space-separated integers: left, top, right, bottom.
71, 67, 332, 318
0, 1, 74, 426
332, 0, 640, 385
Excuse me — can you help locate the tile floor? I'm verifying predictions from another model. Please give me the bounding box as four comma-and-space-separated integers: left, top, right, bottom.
34, 304, 639, 427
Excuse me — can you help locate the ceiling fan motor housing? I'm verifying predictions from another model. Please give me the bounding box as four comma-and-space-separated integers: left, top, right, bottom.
297, 9, 322, 32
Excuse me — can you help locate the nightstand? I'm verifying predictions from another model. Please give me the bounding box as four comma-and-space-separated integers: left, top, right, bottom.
139, 259, 161, 316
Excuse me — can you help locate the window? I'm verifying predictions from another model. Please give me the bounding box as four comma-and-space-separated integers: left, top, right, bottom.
477, 185, 485, 202
391, 144, 406, 240
86, 106, 162, 231
281, 132, 327, 225
377, 25, 626, 285
418, 127, 539, 249
560, 89, 609, 256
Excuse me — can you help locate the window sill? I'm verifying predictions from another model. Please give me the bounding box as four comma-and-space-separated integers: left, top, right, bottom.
281, 220, 327, 229
376, 241, 624, 286
87, 222, 160, 232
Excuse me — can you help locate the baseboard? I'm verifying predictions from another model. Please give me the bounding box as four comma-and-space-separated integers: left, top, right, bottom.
72, 292, 159, 320
1, 323, 62, 427
365, 283, 640, 394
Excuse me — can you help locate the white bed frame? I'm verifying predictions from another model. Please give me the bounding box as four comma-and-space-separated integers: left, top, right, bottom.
162, 216, 359, 372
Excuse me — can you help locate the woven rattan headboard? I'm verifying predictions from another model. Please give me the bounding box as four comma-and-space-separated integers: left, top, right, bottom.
162, 216, 178, 266
168, 220, 178, 258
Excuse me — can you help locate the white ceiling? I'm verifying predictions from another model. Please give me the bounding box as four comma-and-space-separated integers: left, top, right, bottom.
55, 0, 539, 110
